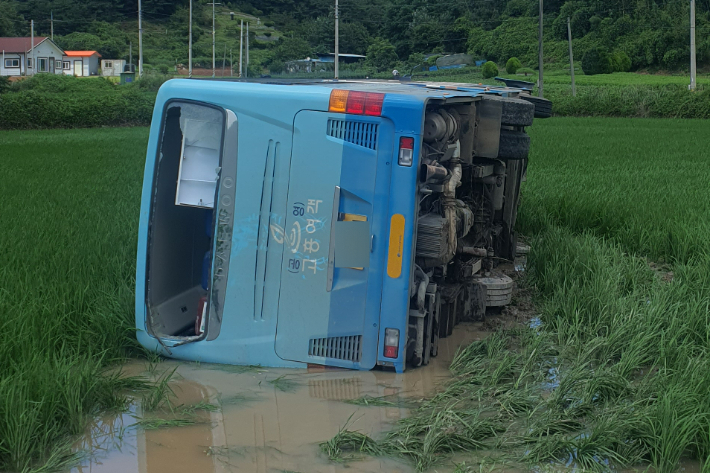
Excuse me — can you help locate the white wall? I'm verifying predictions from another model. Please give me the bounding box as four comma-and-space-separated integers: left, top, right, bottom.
101, 59, 126, 77
1, 40, 64, 76
27, 40, 64, 75
1, 52, 24, 76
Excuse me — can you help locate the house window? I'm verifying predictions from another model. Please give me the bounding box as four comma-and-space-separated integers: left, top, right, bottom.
27, 58, 33, 68
104, 61, 113, 69
63, 61, 70, 70
37, 58, 48, 72
4, 58, 20, 68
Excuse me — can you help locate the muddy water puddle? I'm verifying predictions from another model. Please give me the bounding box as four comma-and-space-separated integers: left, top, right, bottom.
70, 323, 489, 473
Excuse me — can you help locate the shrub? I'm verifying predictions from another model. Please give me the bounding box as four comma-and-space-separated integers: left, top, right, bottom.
0, 76, 10, 94
611, 51, 632, 72
365, 38, 398, 72
158, 64, 169, 74
264, 20, 275, 27
0, 88, 155, 129
517, 67, 534, 76
264, 31, 272, 37
582, 47, 613, 75
482, 61, 498, 78
506, 57, 522, 74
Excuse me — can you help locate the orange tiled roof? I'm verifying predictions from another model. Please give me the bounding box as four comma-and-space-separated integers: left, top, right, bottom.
63, 51, 102, 57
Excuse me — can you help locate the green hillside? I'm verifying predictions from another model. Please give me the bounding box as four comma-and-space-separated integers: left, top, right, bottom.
1, 0, 707, 77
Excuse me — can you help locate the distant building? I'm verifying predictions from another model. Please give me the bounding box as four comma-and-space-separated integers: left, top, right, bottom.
0, 37, 65, 76
62, 51, 102, 77
101, 59, 126, 77
286, 53, 366, 73
316, 53, 366, 64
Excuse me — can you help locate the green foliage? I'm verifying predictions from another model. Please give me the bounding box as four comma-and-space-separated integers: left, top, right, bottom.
0, 0, 22, 36
0, 127, 149, 470
407, 52, 426, 70
611, 51, 632, 72
366, 37, 398, 72
505, 57, 522, 74
548, 84, 710, 119
0, 76, 154, 129
264, 20, 275, 27
0, 76, 10, 94
56, 22, 128, 59
582, 47, 612, 75
481, 61, 498, 78
272, 36, 311, 62
517, 67, 534, 76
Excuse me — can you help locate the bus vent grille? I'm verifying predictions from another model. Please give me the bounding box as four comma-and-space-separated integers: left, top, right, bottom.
327, 119, 378, 150
309, 335, 362, 362
308, 378, 362, 400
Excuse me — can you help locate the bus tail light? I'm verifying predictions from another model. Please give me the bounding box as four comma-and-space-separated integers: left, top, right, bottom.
329, 90, 384, 116
398, 137, 414, 167
384, 328, 400, 358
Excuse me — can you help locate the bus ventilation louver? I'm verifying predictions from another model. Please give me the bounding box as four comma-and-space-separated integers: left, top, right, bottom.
308, 378, 362, 400
327, 119, 378, 150
308, 335, 362, 362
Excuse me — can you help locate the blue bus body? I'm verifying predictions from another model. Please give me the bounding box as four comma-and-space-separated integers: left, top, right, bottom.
136, 79, 536, 372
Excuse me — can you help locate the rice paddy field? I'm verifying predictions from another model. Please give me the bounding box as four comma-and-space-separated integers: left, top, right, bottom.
1, 116, 709, 472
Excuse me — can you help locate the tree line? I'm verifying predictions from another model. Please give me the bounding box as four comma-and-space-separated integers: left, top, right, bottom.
1, 0, 707, 73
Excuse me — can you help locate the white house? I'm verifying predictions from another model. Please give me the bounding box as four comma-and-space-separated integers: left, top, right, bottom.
101, 59, 126, 77
62, 51, 101, 77
0, 37, 65, 76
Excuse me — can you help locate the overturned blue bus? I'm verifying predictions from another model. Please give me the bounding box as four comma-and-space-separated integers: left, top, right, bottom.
136, 79, 545, 373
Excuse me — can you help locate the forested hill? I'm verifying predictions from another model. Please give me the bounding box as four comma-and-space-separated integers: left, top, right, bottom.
1, 0, 707, 72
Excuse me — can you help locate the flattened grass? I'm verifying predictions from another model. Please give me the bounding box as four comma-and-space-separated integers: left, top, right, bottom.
0, 128, 149, 471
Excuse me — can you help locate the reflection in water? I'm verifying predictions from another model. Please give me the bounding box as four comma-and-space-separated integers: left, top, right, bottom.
70, 323, 487, 473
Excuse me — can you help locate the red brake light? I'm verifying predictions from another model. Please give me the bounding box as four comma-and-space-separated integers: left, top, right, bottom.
329, 89, 385, 116
400, 137, 414, 150
384, 346, 398, 358
364, 93, 384, 116
346, 91, 366, 114
383, 328, 400, 358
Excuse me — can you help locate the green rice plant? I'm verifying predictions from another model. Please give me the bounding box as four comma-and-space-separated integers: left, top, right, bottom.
343, 395, 414, 408
0, 128, 149, 471
133, 417, 197, 430
141, 367, 178, 412
180, 401, 221, 414
267, 375, 300, 393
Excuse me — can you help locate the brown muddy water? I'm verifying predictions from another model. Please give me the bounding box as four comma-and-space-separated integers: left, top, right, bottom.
70, 323, 489, 473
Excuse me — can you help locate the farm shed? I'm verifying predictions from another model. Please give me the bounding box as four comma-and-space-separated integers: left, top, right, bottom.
101, 59, 126, 77
0, 37, 65, 76
63, 51, 102, 77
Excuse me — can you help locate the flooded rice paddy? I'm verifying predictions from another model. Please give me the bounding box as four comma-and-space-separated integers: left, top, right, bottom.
70, 323, 489, 473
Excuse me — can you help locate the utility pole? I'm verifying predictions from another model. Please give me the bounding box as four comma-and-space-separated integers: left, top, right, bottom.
538, 0, 543, 97
690, 0, 697, 90
230, 49, 233, 76
30, 20, 34, 75
246, 22, 249, 78
222, 43, 226, 76
188, 0, 192, 78
239, 19, 243, 77
334, 0, 339, 79
50, 12, 54, 40
207, 2, 221, 78
567, 17, 576, 97
138, 0, 143, 77
129, 41, 132, 67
